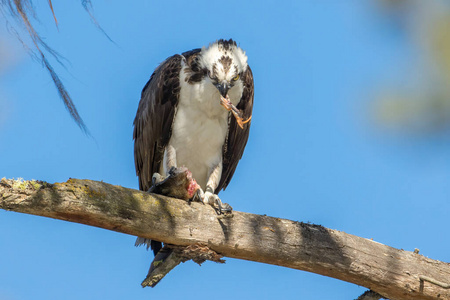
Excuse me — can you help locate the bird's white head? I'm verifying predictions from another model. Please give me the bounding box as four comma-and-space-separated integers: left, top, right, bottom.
199, 39, 248, 98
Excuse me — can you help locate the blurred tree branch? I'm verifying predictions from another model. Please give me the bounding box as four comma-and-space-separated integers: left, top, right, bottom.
1, 178, 449, 300
0, 0, 109, 135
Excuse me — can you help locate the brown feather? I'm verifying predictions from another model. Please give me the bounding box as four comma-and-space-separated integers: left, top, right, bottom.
216, 66, 254, 193
133, 54, 183, 191
133, 50, 204, 192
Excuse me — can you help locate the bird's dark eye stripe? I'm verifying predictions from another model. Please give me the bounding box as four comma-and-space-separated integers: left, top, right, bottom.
207, 70, 218, 81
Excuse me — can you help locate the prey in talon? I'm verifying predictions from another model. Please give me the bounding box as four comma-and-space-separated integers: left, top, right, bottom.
149, 167, 200, 201
133, 39, 254, 256
220, 94, 252, 129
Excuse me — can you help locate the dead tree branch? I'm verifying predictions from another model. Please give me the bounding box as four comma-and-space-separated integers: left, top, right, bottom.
1, 178, 449, 300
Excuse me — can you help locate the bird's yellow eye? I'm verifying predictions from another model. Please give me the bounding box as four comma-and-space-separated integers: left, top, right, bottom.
232, 74, 240, 81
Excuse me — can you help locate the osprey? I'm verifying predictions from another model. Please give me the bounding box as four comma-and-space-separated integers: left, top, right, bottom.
133, 39, 254, 254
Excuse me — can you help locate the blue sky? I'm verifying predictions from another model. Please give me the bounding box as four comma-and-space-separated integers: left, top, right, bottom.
1, 1, 449, 299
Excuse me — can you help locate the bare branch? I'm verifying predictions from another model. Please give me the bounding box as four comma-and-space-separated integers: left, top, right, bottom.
81, 0, 115, 44
47, 0, 58, 28
0, 0, 90, 134
0, 0, 118, 135
1, 178, 449, 300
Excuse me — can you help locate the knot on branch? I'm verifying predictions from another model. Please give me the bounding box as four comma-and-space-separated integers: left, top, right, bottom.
142, 243, 225, 287
173, 243, 225, 265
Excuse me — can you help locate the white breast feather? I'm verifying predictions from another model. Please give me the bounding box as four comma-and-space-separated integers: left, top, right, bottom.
167, 61, 243, 188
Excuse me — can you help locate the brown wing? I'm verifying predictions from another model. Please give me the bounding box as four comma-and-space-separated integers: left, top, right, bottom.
133, 54, 184, 191
134, 49, 203, 191
216, 65, 254, 193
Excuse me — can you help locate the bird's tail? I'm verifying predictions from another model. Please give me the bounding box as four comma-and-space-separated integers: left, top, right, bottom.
135, 237, 162, 256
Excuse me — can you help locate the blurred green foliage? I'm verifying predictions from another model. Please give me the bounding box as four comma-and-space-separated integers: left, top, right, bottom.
374, 0, 450, 134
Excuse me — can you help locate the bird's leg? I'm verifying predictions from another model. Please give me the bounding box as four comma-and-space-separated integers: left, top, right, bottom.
197, 160, 232, 214
148, 144, 179, 193
220, 95, 233, 111
201, 161, 222, 205
163, 145, 177, 174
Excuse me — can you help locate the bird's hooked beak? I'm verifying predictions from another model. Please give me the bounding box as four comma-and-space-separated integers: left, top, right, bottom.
217, 82, 252, 129
216, 82, 230, 98
218, 82, 231, 111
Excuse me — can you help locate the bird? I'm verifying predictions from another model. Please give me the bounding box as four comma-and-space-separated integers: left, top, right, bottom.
133, 39, 254, 257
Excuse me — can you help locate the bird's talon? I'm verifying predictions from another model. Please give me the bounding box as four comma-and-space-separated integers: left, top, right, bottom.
148, 173, 164, 193
214, 198, 233, 214
231, 108, 251, 129
241, 115, 252, 125
193, 189, 204, 203
202, 191, 216, 205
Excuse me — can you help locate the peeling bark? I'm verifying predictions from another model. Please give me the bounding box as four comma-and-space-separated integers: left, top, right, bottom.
1, 178, 449, 300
